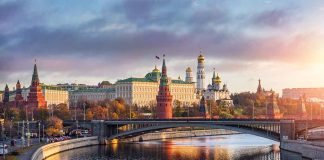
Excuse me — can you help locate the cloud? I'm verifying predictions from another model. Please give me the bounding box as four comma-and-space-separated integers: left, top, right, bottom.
1, 1, 323, 92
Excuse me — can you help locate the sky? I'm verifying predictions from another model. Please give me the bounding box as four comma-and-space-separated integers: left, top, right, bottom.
1, 0, 324, 94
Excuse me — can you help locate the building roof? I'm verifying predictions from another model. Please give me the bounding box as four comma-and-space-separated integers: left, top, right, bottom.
100, 81, 112, 85
117, 77, 155, 83
41, 84, 66, 91
71, 88, 115, 93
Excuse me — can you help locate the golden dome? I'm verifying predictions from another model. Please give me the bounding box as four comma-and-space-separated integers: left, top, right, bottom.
198, 54, 204, 63
152, 65, 160, 72
215, 73, 221, 84
186, 67, 192, 72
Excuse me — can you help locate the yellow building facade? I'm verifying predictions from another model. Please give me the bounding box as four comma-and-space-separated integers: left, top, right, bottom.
115, 67, 198, 107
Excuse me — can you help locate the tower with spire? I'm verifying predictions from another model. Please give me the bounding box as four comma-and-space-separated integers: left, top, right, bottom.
297, 94, 307, 118
266, 92, 281, 119
3, 84, 10, 103
199, 96, 209, 118
196, 53, 206, 93
15, 80, 24, 102
27, 60, 47, 108
257, 79, 263, 95
156, 55, 173, 119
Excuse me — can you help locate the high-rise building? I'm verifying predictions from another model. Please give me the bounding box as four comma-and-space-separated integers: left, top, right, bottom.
185, 67, 193, 83
27, 62, 47, 108
156, 56, 173, 119
196, 54, 206, 93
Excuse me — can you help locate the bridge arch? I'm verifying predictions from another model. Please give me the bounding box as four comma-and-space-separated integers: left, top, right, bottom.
107, 123, 280, 142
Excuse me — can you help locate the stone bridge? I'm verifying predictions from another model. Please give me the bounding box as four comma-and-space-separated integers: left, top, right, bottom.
63, 119, 324, 143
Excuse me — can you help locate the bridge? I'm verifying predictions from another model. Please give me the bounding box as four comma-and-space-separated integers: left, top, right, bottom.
63, 119, 324, 143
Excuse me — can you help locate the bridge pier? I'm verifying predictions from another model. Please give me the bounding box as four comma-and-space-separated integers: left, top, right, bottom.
280, 120, 295, 140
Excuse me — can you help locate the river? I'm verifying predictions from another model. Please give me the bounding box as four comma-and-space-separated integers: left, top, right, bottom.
46, 134, 280, 160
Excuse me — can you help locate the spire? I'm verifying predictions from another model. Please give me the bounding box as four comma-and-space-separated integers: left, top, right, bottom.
32, 60, 40, 85
5, 84, 9, 90
162, 54, 167, 76
213, 68, 216, 79
16, 80, 21, 90
257, 78, 263, 94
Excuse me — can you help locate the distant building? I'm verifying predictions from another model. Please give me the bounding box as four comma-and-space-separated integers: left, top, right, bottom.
256, 79, 277, 98
0, 91, 3, 103
56, 83, 97, 91
185, 67, 194, 83
282, 88, 324, 101
204, 69, 231, 102
69, 88, 115, 107
98, 81, 114, 89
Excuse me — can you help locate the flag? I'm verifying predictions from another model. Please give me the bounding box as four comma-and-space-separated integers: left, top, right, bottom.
155, 56, 160, 59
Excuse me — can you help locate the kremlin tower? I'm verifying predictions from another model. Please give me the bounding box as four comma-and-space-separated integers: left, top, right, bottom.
15, 80, 24, 101
27, 61, 47, 109
3, 84, 9, 104
156, 55, 173, 119
199, 96, 209, 118
257, 79, 263, 95
196, 54, 206, 93
266, 92, 281, 119
297, 94, 307, 118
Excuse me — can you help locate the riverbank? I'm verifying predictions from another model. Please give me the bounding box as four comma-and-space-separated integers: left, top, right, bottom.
281, 140, 324, 160
122, 129, 240, 142
31, 136, 99, 160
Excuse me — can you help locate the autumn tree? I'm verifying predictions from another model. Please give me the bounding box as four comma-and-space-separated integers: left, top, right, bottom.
34, 108, 49, 122
53, 103, 71, 120
46, 116, 63, 136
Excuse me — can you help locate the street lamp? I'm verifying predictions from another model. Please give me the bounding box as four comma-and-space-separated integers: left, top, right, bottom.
83, 103, 86, 121
38, 121, 41, 143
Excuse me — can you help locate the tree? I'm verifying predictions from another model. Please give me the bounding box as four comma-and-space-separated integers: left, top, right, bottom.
46, 116, 63, 136
86, 110, 94, 120
6, 108, 20, 121
53, 103, 71, 120
34, 108, 49, 122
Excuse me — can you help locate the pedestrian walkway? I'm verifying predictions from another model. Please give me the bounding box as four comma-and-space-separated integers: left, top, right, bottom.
17, 143, 44, 160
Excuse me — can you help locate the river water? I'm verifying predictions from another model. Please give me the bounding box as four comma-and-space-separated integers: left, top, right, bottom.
46, 134, 281, 160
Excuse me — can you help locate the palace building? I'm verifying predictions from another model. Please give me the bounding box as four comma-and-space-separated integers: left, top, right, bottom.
115, 65, 197, 107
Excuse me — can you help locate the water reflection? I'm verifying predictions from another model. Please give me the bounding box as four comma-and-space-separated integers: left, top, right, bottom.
46, 134, 280, 160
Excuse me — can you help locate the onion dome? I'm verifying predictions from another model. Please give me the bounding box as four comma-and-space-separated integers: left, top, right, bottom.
186, 67, 192, 72
215, 73, 221, 84
153, 65, 160, 72
198, 54, 205, 63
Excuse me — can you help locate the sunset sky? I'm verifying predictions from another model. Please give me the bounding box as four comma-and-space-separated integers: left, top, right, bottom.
1, 0, 324, 94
